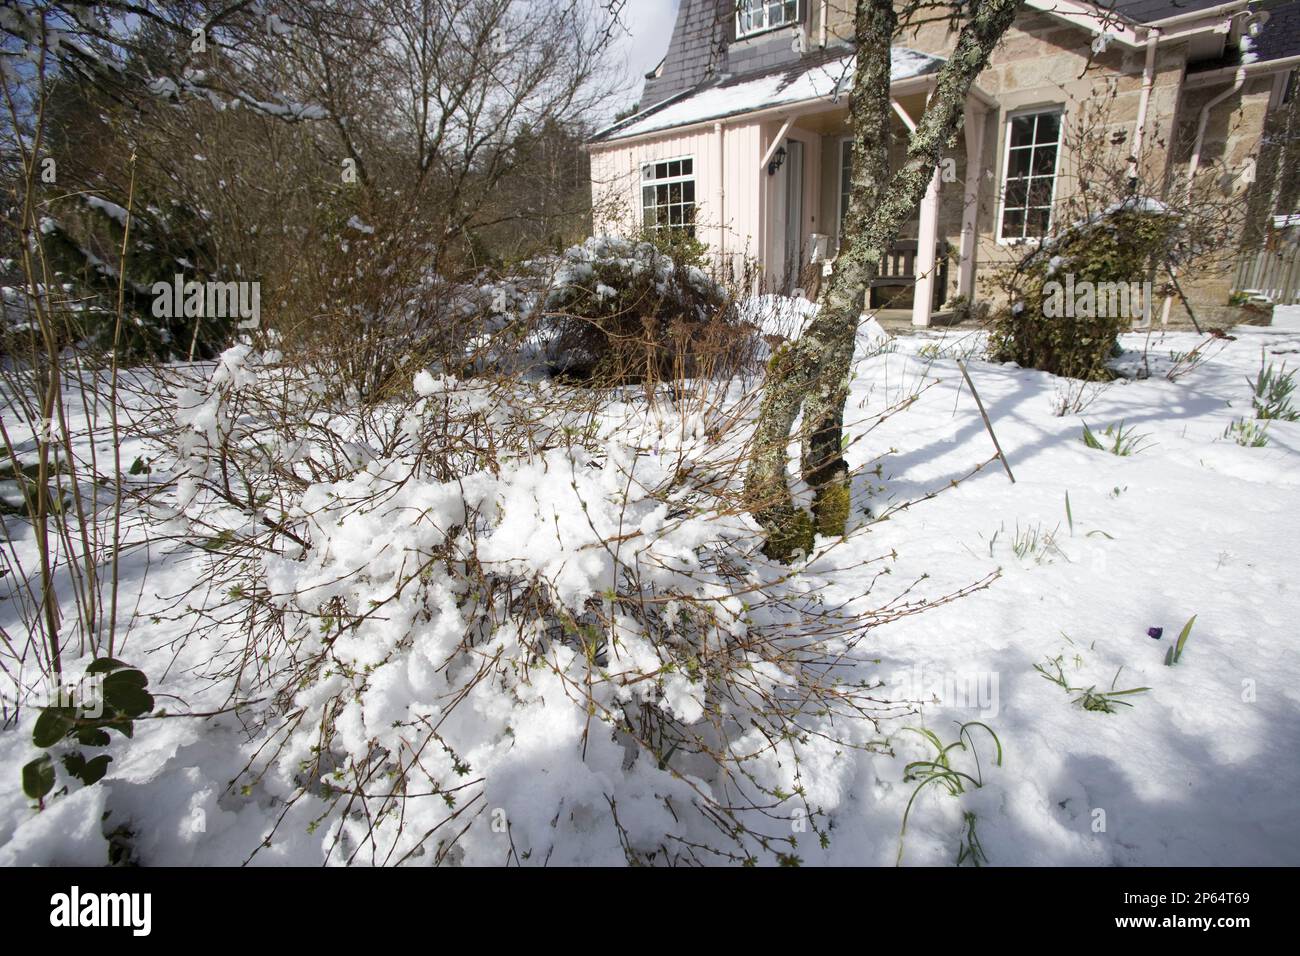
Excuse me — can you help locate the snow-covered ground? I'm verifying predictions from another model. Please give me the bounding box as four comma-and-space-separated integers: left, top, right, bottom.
2, 314, 1298, 866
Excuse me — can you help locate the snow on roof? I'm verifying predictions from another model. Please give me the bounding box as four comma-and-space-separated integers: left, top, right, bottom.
594, 47, 944, 143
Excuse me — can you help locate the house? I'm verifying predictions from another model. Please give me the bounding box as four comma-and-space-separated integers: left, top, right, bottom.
588, 0, 1300, 327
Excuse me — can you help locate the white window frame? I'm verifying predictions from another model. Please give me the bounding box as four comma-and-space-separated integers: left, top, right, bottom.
736, 0, 800, 40
639, 155, 697, 236
996, 106, 1064, 246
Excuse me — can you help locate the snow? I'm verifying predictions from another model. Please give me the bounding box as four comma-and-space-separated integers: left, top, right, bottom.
244, 98, 327, 121
83, 195, 130, 226
3, 311, 1300, 866
1273, 304, 1300, 329
597, 48, 944, 141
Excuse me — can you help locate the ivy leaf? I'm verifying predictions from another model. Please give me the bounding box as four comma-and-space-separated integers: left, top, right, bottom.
62, 750, 86, 778
103, 680, 153, 718
62, 751, 112, 786
79, 755, 112, 786
76, 726, 112, 747
103, 667, 149, 693
32, 707, 76, 748
21, 754, 55, 800
86, 657, 130, 675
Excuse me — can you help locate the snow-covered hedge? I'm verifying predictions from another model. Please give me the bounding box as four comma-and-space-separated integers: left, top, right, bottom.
541, 235, 739, 381
990, 199, 1179, 381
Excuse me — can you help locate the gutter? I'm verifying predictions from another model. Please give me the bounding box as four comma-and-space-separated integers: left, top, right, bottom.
1128, 5, 1274, 175
586, 88, 695, 146
1183, 53, 1300, 87
1147, 1, 1250, 29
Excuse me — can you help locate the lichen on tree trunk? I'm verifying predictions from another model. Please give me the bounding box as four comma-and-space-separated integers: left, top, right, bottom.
744, 0, 1026, 561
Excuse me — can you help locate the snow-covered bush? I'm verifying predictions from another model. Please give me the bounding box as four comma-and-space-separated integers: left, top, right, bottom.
542, 234, 746, 382
133, 348, 929, 865
989, 201, 1179, 381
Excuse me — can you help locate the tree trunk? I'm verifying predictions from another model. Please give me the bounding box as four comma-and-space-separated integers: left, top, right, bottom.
744, 0, 1025, 560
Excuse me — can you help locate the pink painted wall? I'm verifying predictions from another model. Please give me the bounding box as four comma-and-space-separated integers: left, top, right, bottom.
590, 118, 774, 278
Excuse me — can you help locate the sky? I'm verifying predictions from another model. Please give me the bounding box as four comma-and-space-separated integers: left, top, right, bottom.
609, 0, 680, 113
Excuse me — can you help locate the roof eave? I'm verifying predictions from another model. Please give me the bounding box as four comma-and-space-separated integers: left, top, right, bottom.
589, 73, 993, 150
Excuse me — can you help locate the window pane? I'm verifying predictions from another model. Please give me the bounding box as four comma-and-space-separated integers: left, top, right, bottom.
1004, 178, 1028, 208
682, 180, 695, 202
1032, 144, 1057, 175
1035, 112, 1061, 145
1001, 209, 1025, 238
642, 186, 654, 208
1027, 208, 1052, 236
655, 162, 668, 178
682, 158, 693, 175
683, 203, 696, 225
1009, 115, 1035, 148
1027, 176, 1054, 206
1007, 148, 1031, 178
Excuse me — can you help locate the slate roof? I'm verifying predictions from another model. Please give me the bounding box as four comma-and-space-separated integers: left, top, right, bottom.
1253, 1, 1300, 62
593, 47, 944, 143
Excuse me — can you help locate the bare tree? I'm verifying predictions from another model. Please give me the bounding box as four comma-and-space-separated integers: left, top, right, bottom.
4, 1, 623, 386
744, 0, 1026, 560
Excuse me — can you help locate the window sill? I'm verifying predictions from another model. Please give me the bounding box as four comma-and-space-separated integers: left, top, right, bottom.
995, 234, 1046, 248
735, 23, 797, 43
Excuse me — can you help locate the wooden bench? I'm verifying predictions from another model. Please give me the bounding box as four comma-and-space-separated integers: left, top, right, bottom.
869, 240, 950, 310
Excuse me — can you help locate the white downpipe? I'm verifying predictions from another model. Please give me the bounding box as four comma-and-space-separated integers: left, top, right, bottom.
819, 0, 828, 48
1162, 65, 1247, 324
1186, 66, 1247, 197
714, 121, 726, 272
1130, 28, 1161, 181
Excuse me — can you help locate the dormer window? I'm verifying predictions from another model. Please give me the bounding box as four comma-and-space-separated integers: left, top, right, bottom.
736, 1, 799, 39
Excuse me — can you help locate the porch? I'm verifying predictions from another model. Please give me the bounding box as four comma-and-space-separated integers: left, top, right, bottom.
588, 46, 995, 328
746, 83, 992, 327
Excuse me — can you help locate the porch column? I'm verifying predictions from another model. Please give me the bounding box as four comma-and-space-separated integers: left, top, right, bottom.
958, 103, 986, 300
912, 165, 942, 327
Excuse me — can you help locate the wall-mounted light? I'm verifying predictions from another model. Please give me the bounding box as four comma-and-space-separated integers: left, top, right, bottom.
768, 145, 787, 176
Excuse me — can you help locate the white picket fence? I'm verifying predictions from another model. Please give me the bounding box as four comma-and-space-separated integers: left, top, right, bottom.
1235, 242, 1300, 304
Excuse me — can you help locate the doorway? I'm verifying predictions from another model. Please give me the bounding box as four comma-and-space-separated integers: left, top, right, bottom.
770, 138, 804, 294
